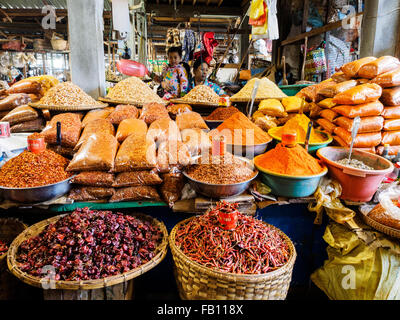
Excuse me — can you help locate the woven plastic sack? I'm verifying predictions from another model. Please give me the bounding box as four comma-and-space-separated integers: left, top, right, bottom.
1, 105, 38, 125
316, 118, 336, 134
334, 127, 381, 147
71, 171, 115, 187
341, 56, 377, 78
109, 186, 161, 202
333, 83, 382, 105
382, 106, 400, 119
146, 118, 182, 144
68, 187, 115, 201
320, 109, 338, 122
380, 87, 400, 106
382, 131, 400, 145
139, 102, 170, 125
160, 171, 185, 208
334, 116, 384, 133
113, 170, 162, 187
358, 56, 400, 79
41, 113, 82, 148
74, 118, 115, 151
66, 133, 118, 172
176, 111, 208, 131
81, 107, 114, 127
332, 101, 384, 118
107, 104, 139, 125
114, 135, 157, 172
116, 118, 147, 143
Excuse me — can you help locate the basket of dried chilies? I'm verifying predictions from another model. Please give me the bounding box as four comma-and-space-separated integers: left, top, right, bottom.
7, 208, 168, 299
169, 201, 297, 300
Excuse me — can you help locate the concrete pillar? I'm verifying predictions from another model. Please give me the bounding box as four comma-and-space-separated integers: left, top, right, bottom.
360, 0, 400, 57
67, 0, 106, 99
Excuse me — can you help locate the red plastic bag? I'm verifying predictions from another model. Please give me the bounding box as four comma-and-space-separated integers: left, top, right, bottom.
116, 59, 149, 77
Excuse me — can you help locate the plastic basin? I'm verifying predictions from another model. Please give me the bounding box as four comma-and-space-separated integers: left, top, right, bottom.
254, 158, 328, 198
268, 127, 332, 154
317, 147, 394, 202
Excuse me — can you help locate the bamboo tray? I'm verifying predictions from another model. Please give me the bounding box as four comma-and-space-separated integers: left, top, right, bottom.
7, 213, 168, 290
99, 97, 167, 107
29, 102, 108, 111
169, 98, 219, 107
359, 210, 400, 239
229, 97, 286, 103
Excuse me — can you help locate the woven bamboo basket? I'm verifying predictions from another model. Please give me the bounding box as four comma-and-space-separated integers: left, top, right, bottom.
360, 210, 400, 239
7, 213, 168, 292
0, 218, 28, 300
169, 98, 219, 108
169, 218, 297, 300
29, 102, 108, 111
99, 97, 167, 107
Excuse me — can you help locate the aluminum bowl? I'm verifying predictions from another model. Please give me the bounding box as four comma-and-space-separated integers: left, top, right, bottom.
226, 142, 270, 159
0, 175, 75, 204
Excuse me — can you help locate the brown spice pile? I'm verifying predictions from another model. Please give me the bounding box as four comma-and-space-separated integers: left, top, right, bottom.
185, 153, 256, 184
204, 106, 240, 121
0, 149, 72, 188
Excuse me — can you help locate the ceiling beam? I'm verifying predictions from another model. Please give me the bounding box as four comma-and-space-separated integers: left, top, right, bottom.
0, 9, 112, 19
0, 8, 13, 23
218, 0, 224, 6
145, 3, 243, 16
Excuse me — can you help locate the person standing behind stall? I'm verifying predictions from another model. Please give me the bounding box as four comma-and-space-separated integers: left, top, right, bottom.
189, 58, 226, 96
153, 46, 189, 100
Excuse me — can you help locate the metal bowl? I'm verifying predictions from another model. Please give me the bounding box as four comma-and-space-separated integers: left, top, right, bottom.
226, 142, 270, 159
205, 119, 223, 129
0, 175, 75, 204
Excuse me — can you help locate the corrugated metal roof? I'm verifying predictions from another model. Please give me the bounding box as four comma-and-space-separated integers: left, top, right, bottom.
0, 0, 112, 10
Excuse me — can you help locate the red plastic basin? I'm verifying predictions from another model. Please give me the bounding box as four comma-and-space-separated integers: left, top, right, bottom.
317, 147, 394, 202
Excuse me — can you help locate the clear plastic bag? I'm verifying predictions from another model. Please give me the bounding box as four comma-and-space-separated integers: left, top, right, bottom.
370, 67, 400, 88
113, 170, 162, 187
82, 107, 114, 127
383, 119, 400, 131
109, 186, 161, 202
107, 104, 139, 125
334, 127, 381, 148
382, 106, 400, 119
181, 128, 211, 156
0, 93, 31, 111
160, 171, 185, 207
146, 118, 181, 144
41, 113, 82, 148
116, 118, 147, 143
316, 118, 336, 134
74, 118, 115, 151
114, 134, 157, 172
176, 111, 209, 131
341, 56, 377, 78
382, 131, 400, 145
1, 105, 38, 125
333, 101, 384, 118
333, 83, 382, 105
319, 109, 338, 122
334, 116, 384, 133
367, 185, 400, 229
68, 187, 115, 201
66, 133, 118, 172
381, 87, 400, 106
71, 171, 115, 187
156, 140, 191, 173
139, 102, 170, 125
10, 118, 45, 133
358, 56, 400, 79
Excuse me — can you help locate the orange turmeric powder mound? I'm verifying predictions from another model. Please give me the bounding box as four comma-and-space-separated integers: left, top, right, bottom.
254, 143, 324, 176
215, 112, 272, 145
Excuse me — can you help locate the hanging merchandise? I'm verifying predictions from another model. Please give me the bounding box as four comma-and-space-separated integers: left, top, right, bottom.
251, 0, 279, 40
305, 45, 328, 78
193, 32, 219, 65
182, 29, 196, 63
249, 0, 267, 26
165, 28, 181, 52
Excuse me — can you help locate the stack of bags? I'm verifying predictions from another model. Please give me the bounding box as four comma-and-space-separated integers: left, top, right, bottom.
1, 104, 45, 133
311, 56, 400, 154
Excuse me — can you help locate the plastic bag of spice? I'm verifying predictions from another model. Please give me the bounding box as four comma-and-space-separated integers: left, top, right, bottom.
333, 84, 382, 105
332, 135, 376, 154
383, 119, 400, 131
139, 102, 170, 125
1, 105, 38, 125
68, 187, 115, 201
71, 171, 115, 187
10, 118, 45, 133
318, 98, 336, 109
116, 118, 147, 143
382, 106, 400, 119
114, 134, 157, 172
318, 80, 358, 98
67, 133, 119, 172
382, 131, 400, 145
112, 170, 162, 187
316, 118, 336, 134
107, 104, 139, 125
81, 107, 114, 127
41, 113, 82, 148
380, 87, 400, 106
167, 104, 192, 120
156, 140, 191, 173
74, 119, 115, 151
333, 127, 382, 148
181, 128, 211, 156
0, 93, 31, 111
334, 116, 384, 133
376, 145, 400, 156
319, 109, 338, 123
370, 67, 400, 88
358, 56, 400, 79
47, 144, 75, 158
331, 72, 352, 83
176, 111, 209, 131
160, 171, 185, 207
341, 57, 377, 78
332, 101, 384, 118
146, 118, 182, 144
109, 186, 161, 202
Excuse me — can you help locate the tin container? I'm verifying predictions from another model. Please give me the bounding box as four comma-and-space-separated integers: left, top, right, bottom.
218, 209, 238, 230
27, 137, 46, 154
218, 95, 230, 107
0, 122, 10, 138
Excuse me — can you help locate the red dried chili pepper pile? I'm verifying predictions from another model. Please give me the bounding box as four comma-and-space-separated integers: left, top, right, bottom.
0, 240, 8, 255
175, 201, 290, 274
17, 208, 163, 281
0, 149, 72, 188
